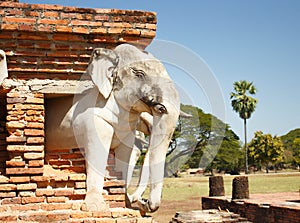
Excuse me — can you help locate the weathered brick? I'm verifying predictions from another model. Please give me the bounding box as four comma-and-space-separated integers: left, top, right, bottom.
54, 188, 74, 196
6, 167, 44, 175
26, 122, 44, 129
109, 188, 126, 194
47, 196, 67, 203
6, 121, 25, 129
17, 183, 37, 191
46, 211, 70, 221
103, 194, 125, 201
28, 160, 44, 167
19, 191, 36, 197
0, 192, 16, 198
10, 203, 40, 211
9, 176, 30, 183
0, 176, 9, 183
25, 97, 44, 104
40, 203, 72, 211
24, 129, 44, 136
0, 214, 18, 222
70, 211, 93, 218
26, 137, 44, 144
1, 197, 22, 205
0, 184, 17, 191
6, 136, 27, 143
22, 196, 45, 204
7, 145, 44, 152
74, 181, 86, 189
6, 160, 26, 167
24, 152, 44, 160
36, 188, 55, 197
69, 173, 86, 181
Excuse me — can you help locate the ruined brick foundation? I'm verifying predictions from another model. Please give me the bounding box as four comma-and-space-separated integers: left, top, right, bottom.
0, 1, 157, 222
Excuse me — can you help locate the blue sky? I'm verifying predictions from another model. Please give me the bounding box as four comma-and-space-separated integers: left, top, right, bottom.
22, 0, 300, 141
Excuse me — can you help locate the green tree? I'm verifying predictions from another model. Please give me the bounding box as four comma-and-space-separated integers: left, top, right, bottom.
230, 80, 258, 174
166, 104, 242, 175
248, 131, 284, 173
292, 138, 300, 167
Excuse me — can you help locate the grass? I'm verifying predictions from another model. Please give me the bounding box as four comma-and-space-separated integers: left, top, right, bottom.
139, 172, 300, 223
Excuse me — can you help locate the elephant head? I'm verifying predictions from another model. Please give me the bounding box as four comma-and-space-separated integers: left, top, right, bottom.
84, 44, 180, 212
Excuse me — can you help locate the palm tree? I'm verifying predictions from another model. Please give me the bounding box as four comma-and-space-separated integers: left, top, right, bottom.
230, 80, 258, 174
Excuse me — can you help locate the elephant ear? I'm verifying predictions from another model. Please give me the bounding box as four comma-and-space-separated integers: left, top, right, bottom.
0, 50, 8, 86
87, 48, 119, 99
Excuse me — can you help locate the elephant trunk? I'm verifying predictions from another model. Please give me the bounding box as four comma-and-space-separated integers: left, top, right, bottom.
138, 102, 179, 213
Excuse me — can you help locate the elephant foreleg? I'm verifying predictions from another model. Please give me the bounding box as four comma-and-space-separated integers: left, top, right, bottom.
73, 111, 114, 212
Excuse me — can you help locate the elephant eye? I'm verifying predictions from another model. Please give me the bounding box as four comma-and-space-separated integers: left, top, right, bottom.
131, 67, 145, 79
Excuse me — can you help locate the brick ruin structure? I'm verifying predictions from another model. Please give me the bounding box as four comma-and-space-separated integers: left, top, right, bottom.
0, 1, 157, 222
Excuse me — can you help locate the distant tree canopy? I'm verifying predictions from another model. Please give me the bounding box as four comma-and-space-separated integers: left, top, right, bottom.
165, 104, 243, 176
248, 131, 284, 173
280, 128, 300, 166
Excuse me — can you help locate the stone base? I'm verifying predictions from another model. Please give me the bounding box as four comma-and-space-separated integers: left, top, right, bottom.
0, 203, 155, 222
170, 209, 251, 223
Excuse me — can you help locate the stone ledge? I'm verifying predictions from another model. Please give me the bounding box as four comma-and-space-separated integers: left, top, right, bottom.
0, 206, 155, 222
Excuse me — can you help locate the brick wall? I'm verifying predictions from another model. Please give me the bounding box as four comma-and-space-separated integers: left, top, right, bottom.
0, 1, 157, 221
0, 1, 156, 80
202, 197, 300, 223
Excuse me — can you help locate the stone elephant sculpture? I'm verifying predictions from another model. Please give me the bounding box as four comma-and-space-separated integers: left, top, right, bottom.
46, 44, 180, 213
127, 111, 192, 206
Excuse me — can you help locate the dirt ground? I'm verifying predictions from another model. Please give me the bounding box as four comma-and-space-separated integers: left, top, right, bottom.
150, 196, 202, 223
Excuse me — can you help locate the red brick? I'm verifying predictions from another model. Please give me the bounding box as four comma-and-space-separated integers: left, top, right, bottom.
0, 184, 16, 191
0, 176, 9, 183
19, 24, 35, 32
24, 11, 40, 17
24, 129, 44, 136
1, 197, 22, 205
69, 173, 86, 181
27, 122, 44, 129
0, 23, 18, 30
24, 152, 44, 160
28, 160, 44, 167
2, 17, 36, 24
17, 183, 37, 191
27, 137, 44, 144
6, 167, 44, 175
0, 192, 16, 198
70, 211, 93, 218
40, 203, 72, 211
47, 196, 66, 203
0, 214, 17, 222
43, 11, 59, 18
108, 27, 124, 34
22, 196, 45, 204
75, 181, 86, 189
6, 121, 25, 129
6, 160, 26, 167
10, 203, 40, 211
109, 188, 126, 194
7, 145, 44, 152
103, 194, 125, 201
56, 25, 73, 33
19, 191, 36, 197
9, 176, 30, 183
47, 212, 70, 221
26, 97, 44, 104
36, 188, 55, 197
54, 188, 74, 196
73, 27, 90, 34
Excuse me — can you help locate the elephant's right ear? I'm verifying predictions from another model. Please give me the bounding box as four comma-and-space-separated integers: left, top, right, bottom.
87, 48, 119, 99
